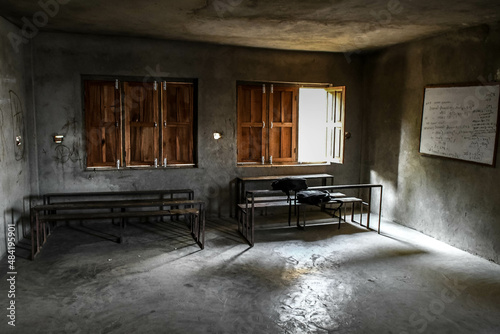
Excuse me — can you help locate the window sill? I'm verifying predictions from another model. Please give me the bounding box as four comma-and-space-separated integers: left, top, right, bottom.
237, 162, 331, 168
85, 164, 196, 171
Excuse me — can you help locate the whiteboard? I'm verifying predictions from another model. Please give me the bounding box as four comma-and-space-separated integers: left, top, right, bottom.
419, 83, 500, 166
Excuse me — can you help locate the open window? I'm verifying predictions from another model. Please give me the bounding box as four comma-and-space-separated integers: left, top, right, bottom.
237, 83, 345, 165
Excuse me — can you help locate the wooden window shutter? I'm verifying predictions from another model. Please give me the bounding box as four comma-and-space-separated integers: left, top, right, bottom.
326, 86, 345, 164
237, 85, 267, 163
124, 82, 160, 166
84, 80, 122, 167
161, 83, 194, 165
269, 86, 298, 163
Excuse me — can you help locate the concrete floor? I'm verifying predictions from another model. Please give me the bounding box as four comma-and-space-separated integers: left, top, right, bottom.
2, 212, 500, 334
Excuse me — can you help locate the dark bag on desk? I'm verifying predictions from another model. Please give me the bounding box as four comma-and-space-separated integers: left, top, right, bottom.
297, 190, 331, 205
271, 177, 308, 197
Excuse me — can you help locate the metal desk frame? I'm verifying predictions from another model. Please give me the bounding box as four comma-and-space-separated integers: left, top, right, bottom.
235, 174, 334, 217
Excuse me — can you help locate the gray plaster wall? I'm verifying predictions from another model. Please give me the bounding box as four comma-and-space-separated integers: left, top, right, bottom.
30, 32, 364, 217
0, 17, 32, 258
362, 24, 500, 263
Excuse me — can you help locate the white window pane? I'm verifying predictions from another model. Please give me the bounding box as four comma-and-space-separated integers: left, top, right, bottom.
298, 88, 327, 162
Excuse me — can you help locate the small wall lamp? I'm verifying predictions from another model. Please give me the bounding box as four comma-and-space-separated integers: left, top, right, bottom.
53, 135, 64, 144
213, 132, 222, 140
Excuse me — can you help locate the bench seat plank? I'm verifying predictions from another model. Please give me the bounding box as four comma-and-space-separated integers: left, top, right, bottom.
35, 199, 199, 211
37, 209, 199, 222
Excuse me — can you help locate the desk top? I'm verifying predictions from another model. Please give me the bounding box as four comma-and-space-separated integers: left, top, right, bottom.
43, 189, 194, 199
32, 199, 204, 212
308, 184, 382, 190
238, 173, 334, 182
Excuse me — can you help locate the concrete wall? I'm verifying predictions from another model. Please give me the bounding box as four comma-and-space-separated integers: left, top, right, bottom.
362, 24, 500, 263
30, 32, 364, 217
0, 17, 32, 258
3, 18, 500, 264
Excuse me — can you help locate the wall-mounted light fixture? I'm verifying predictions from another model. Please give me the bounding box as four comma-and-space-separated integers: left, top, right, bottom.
15, 136, 22, 146
53, 135, 64, 144
213, 132, 222, 140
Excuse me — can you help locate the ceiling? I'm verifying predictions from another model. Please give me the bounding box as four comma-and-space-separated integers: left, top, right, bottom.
1, 0, 499, 52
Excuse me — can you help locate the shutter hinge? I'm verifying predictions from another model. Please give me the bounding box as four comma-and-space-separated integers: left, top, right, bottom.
269, 156, 273, 164
261, 156, 265, 164
115, 79, 119, 90
163, 158, 167, 167
116, 159, 120, 169
153, 81, 158, 91
163, 81, 167, 90
270, 122, 273, 129
262, 84, 266, 94
270, 84, 273, 94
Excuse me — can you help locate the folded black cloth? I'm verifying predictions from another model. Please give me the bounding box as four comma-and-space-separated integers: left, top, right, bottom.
271, 177, 308, 199
297, 190, 331, 205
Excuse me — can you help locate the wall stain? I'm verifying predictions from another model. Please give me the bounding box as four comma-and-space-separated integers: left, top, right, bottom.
9, 90, 25, 161
53, 118, 83, 168
61, 117, 78, 136
54, 140, 82, 167
0, 105, 6, 162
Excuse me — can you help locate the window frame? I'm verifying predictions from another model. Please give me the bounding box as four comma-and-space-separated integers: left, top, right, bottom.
82, 75, 198, 170
236, 81, 345, 166
84, 79, 123, 168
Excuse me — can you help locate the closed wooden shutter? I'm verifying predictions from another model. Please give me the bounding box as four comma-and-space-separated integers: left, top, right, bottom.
269, 86, 298, 162
124, 82, 159, 166
162, 83, 194, 164
326, 86, 345, 164
237, 85, 267, 163
84, 80, 122, 167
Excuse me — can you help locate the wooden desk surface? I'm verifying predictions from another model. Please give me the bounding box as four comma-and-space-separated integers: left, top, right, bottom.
43, 189, 194, 198
238, 173, 333, 181
33, 199, 204, 212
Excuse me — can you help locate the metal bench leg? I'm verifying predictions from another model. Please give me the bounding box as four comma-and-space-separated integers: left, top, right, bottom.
288, 202, 292, 226
201, 205, 206, 248
296, 204, 305, 230
296, 204, 301, 228
30, 212, 35, 260
338, 206, 342, 229
120, 217, 125, 243
36, 213, 41, 255
359, 201, 363, 226
250, 203, 254, 246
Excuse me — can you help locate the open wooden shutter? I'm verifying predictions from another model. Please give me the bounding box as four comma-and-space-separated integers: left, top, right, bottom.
326, 86, 345, 164
269, 86, 298, 163
124, 82, 159, 166
237, 85, 267, 163
162, 83, 194, 165
84, 80, 122, 167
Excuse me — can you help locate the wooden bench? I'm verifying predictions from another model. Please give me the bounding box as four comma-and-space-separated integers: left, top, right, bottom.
30, 191, 205, 260
308, 184, 383, 233
42, 189, 195, 204
237, 189, 346, 246
234, 174, 334, 217
296, 196, 364, 229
